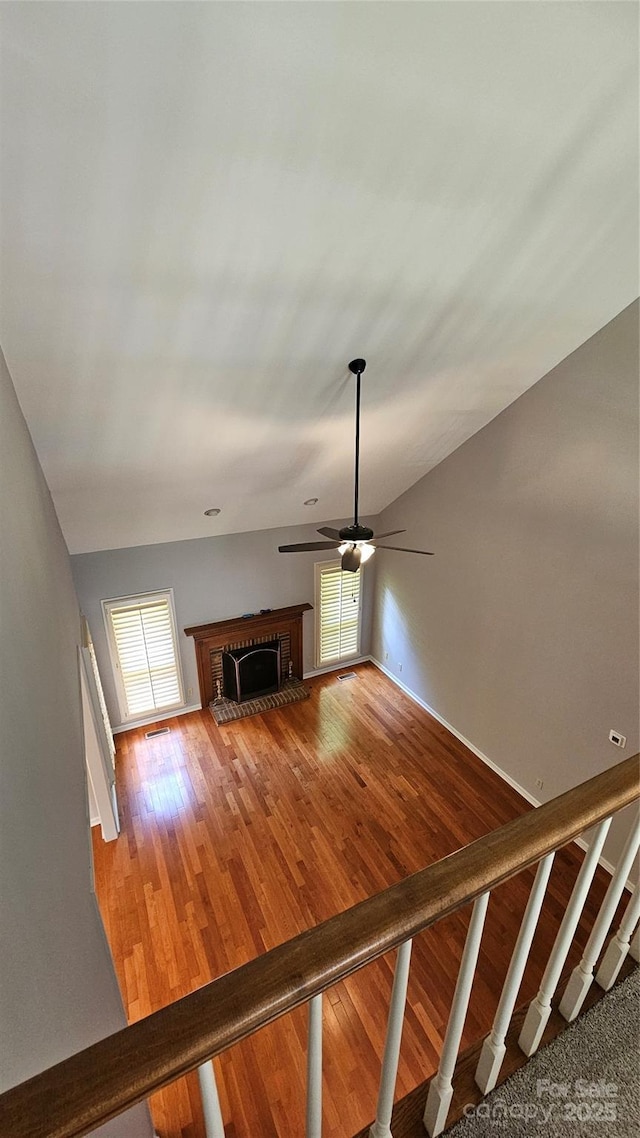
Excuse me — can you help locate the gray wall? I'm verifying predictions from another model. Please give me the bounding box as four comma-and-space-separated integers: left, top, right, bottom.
371, 301, 639, 862
0, 349, 152, 1134
72, 519, 376, 728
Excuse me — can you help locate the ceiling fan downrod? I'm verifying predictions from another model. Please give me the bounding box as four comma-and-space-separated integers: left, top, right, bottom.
276, 356, 434, 569
348, 358, 366, 527
342, 358, 374, 545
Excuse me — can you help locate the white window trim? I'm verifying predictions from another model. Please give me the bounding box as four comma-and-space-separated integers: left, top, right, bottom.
314, 559, 363, 670
102, 589, 185, 722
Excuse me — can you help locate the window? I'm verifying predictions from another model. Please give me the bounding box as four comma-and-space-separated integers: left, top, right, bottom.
315, 561, 362, 668
103, 591, 184, 720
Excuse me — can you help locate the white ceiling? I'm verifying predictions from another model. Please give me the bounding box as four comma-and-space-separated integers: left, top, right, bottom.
1, 3, 637, 554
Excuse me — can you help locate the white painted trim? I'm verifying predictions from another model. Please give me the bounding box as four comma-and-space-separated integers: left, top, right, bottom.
90, 815, 101, 827
370, 658, 624, 882
80, 648, 119, 842
112, 702, 202, 734
102, 587, 185, 723
304, 655, 372, 679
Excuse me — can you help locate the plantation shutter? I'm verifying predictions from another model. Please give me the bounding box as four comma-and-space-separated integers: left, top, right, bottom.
317, 563, 361, 666
106, 594, 182, 718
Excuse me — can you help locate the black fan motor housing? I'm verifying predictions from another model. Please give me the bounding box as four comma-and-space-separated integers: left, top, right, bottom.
338, 524, 374, 542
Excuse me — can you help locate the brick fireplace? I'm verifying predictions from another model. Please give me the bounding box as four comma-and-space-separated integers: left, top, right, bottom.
184, 603, 312, 708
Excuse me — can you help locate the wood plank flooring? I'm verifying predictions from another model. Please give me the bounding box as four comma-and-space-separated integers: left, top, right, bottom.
92, 662, 616, 1138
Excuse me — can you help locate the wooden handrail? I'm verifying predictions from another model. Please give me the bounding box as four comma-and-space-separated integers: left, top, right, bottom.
2, 754, 638, 1138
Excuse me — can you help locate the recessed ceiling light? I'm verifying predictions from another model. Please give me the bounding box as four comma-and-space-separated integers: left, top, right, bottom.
304, 498, 319, 506
204, 507, 221, 516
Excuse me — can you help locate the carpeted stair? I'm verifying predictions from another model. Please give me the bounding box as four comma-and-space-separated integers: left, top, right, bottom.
445, 968, 640, 1137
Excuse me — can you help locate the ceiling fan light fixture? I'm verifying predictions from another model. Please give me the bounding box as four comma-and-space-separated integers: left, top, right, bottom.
339, 540, 375, 564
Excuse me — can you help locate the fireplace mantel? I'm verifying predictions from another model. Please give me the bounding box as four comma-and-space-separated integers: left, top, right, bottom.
185, 603, 312, 707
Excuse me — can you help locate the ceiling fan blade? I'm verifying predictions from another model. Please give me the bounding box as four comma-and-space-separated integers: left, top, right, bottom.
374, 545, 434, 556
371, 529, 406, 541
341, 544, 362, 572
278, 541, 341, 553
317, 526, 342, 540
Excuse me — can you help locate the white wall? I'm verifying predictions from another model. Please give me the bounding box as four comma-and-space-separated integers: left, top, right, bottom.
0, 348, 152, 1135
71, 519, 376, 728
371, 302, 639, 865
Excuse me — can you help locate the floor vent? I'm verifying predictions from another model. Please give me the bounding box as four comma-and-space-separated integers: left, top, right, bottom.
145, 727, 170, 738
337, 672, 358, 682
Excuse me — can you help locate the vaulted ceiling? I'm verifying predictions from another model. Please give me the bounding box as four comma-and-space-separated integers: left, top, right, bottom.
1, 3, 637, 553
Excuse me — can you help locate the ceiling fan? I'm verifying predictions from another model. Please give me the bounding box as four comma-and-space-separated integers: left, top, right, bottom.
278, 359, 434, 572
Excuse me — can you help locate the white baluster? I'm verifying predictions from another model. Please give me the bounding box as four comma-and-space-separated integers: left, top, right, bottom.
518, 816, 611, 1057
629, 923, 640, 963
306, 994, 323, 1138
560, 814, 640, 1021
369, 939, 413, 1138
197, 1059, 225, 1138
475, 853, 555, 1095
596, 886, 640, 990
424, 893, 489, 1138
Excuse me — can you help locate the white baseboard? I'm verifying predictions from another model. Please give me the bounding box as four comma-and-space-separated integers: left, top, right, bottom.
304, 655, 372, 679
90, 815, 100, 827
114, 666, 370, 735
372, 658, 539, 807
112, 702, 202, 734
112, 662, 373, 732
371, 657, 621, 882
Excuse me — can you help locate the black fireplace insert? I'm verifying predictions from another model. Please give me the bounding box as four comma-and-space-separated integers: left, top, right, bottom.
222, 639, 281, 703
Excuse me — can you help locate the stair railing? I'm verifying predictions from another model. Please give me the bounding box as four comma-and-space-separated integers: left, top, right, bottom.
0, 754, 637, 1138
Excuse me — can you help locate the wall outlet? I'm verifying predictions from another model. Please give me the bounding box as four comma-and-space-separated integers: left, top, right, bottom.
535, 778, 544, 790
609, 730, 626, 748
398, 663, 403, 673
384, 651, 389, 661
187, 687, 193, 698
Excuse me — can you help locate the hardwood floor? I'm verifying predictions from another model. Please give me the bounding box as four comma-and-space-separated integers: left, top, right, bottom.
92, 662, 615, 1138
